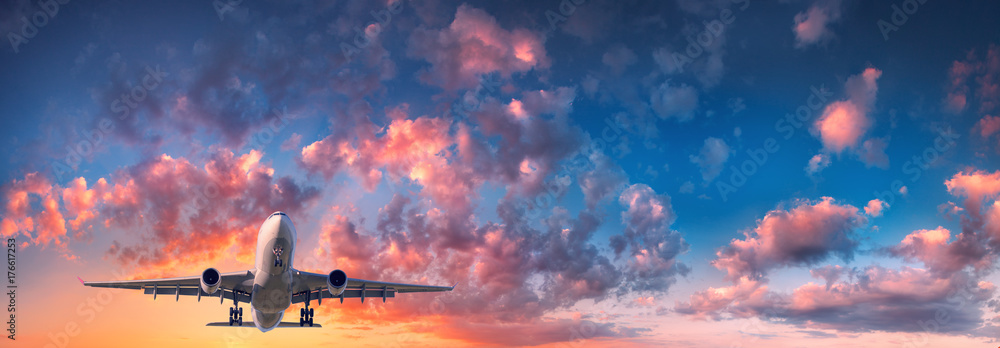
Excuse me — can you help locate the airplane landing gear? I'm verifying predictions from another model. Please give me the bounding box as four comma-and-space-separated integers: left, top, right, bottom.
300, 294, 314, 327
229, 306, 243, 326
228, 291, 243, 326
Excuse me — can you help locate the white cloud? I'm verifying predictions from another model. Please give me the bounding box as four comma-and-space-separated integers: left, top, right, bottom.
690, 137, 730, 183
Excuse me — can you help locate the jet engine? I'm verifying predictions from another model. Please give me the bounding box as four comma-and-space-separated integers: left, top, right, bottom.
327, 269, 347, 296
201, 267, 221, 294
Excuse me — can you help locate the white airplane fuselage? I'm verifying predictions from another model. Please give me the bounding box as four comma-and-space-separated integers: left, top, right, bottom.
249, 212, 296, 332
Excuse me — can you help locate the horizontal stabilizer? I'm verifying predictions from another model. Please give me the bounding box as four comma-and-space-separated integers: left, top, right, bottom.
206, 322, 323, 328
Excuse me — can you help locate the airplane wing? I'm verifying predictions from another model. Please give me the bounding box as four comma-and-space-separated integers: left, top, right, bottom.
82, 270, 256, 304
291, 270, 455, 304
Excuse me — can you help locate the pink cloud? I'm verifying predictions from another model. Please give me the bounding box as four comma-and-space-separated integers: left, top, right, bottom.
92, 150, 321, 278
813, 68, 881, 154
944, 169, 1000, 218
864, 198, 885, 217
578, 152, 627, 208
675, 277, 768, 320
781, 266, 994, 332
299, 87, 584, 210
681, 264, 994, 333
890, 226, 990, 274
681, 168, 1000, 333
613, 184, 690, 292
279, 133, 302, 151
305, 195, 631, 345
61, 177, 107, 232
976, 115, 1000, 151
299, 136, 353, 180
713, 197, 866, 280
407, 4, 549, 90
944, 45, 1000, 114
986, 201, 1000, 240
0, 172, 72, 249
792, 0, 843, 48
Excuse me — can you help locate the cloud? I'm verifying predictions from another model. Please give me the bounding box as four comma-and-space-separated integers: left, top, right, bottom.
602, 44, 637, 75
407, 4, 549, 90
987, 200, 1000, 241
679, 181, 695, 194
61, 177, 106, 232
552, 0, 622, 43
289, 78, 684, 344
857, 137, 890, 169
652, 16, 728, 89
680, 169, 1000, 334
778, 266, 994, 333
944, 169, 1000, 219
976, 115, 1000, 153
650, 81, 699, 121
0, 172, 73, 254
815, 100, 870, 153
690, 137, 730, 183
683, 236, 995, 333
944, 44, 1000, 114
805, 153, 831, 175
419, 317, 635, 346
674, 276, 769, 320
98, 150, 321, 276
889, 226, 991, 275
299, 113, 455, 191
280, 133, 302, 151
864, 198, 885, 217
809, 67, 888, 171
977, 115, 1000, 138
578, 152, 628, 208
813, 68, 881, 153
611, 184, 690, 293
303, 194, 643, 345
712, 197, 866, 280
792, 0, 843, 48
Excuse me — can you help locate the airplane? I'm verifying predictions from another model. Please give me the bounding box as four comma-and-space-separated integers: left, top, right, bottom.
82, 211, 456, 331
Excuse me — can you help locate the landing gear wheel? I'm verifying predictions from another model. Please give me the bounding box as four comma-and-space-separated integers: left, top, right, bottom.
228, 305, 243, 326
309, 308, 314, 316
301, 308, 305, 317
308, 317, 314, 327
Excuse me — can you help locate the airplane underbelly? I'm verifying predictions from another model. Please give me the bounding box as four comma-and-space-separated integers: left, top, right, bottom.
252, 283, 291, 312
252, 307, 283, 332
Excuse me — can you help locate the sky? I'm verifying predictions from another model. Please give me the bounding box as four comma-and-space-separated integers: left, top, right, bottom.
1, 0, 1000, 346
